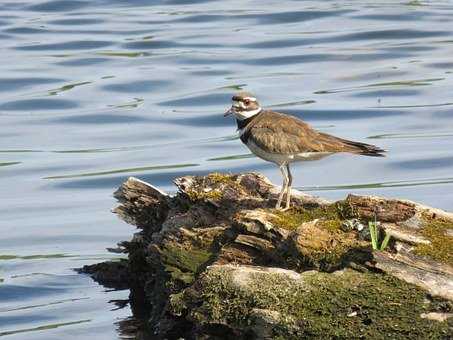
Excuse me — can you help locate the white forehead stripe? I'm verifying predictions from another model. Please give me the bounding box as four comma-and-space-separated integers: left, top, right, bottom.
243, 97, 256, 101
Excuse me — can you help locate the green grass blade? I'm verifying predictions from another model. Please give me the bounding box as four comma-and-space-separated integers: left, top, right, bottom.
369, 222, 378, 250
380, 232, 391, 251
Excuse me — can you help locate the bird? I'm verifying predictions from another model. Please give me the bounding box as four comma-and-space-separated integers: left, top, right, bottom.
224, 91, 385, 210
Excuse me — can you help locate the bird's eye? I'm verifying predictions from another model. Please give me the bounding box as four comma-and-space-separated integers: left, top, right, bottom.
244, 99, 250, 105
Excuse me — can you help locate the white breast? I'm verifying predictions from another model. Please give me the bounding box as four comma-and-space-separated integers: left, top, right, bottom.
295, 152, 333, 161
245, 140, 294, 165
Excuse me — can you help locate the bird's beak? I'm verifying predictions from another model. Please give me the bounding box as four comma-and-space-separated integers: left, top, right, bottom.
224, 107, 234, 117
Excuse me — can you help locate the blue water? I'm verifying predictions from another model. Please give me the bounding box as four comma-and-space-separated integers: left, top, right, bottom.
1, 0, 453, 338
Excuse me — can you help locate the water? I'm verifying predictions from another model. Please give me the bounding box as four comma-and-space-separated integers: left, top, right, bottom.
1, 0, 453, 338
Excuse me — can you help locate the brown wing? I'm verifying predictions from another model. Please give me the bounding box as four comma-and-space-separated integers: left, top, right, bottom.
248, 110, 385, 156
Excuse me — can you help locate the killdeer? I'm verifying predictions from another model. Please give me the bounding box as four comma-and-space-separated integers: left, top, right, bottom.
224, 91, 385, 210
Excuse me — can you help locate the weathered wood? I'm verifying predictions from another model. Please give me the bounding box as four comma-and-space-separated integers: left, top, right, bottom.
82, 172, 453, 339
113, 176, 169, 232
374, 251, 453, 300
381, 223, 431, 245
393, 241, 453, 277
421, 312, 453, 322
345, 194, 416, 222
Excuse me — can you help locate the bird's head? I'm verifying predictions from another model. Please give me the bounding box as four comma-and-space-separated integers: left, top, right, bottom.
224, 91, 262, 120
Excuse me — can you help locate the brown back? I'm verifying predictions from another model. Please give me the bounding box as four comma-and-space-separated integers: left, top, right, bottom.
243, 110, 385, 156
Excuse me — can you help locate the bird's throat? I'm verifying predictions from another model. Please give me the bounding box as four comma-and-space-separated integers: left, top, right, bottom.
236, 109, 262, 129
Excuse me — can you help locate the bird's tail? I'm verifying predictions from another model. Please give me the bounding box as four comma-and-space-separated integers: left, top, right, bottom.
340, 138, 386, 157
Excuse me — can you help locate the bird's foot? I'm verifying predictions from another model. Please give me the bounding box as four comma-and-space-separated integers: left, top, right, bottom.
275, 204, 291, 211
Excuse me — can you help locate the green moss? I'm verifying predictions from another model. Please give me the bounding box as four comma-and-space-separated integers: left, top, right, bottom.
336, 199, 359, 220
415, 215, 453, 266
169, 291, 187, 316
206, 172, 235, 184
185, 173, 239, 202
298, 239, 359, 270
316, 218, 343, 232
267, 203, 370, 271
190, 267, 452, 339
160, 243, 212, 284
270, 204, 345, 231
299, 271, 452, 338
185, 189, 223, 201
287, 221, 370, 272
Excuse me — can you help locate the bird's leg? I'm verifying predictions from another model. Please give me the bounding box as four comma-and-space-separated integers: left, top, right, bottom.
275, 164, 288, 209
283, 164, 293, 211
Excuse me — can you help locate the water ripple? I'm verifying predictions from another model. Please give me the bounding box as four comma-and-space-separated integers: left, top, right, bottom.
158, 92, 231, 107
0, 99, 78, 111
4, 27, 47, 34
49, 113, 147, 124
0, 161, 21, 167
243, 10, 353, 25
368, 132, 453, 140
15, 40, 113, 51
0, 285, 67, 302
282, 108, 406, 121
351, 89, 420, 97
48, 18, 104, 25
0, 77, 64, 92
337, 28, 450, 42
44, 163, 199, 179
122, 39, 224, 50
390, 156, 453, 170
314, 78, 445, 94
302, 176, 453, 192
0, 319, 91, 337
0, 297, 89, 313
351, 12, 431, 21
102, 80, 168, 93
56, 57, 109, 66
241, 52, 411, 66
26, 0, 90, 12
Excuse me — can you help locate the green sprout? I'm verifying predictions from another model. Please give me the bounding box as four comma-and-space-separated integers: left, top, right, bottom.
368, 221, 391, 251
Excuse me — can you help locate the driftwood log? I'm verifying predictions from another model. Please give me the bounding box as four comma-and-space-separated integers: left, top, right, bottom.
82, 172, 453, 339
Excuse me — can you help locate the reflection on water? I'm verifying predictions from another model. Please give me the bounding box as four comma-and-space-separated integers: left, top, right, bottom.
48, 81, 92, 96
1, 0, 453, 338
301, 176, 453, 192
0, 162, 21, 167
368, 131, 453, 139
0, 319, 92, 337
44, 162, 199, 179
